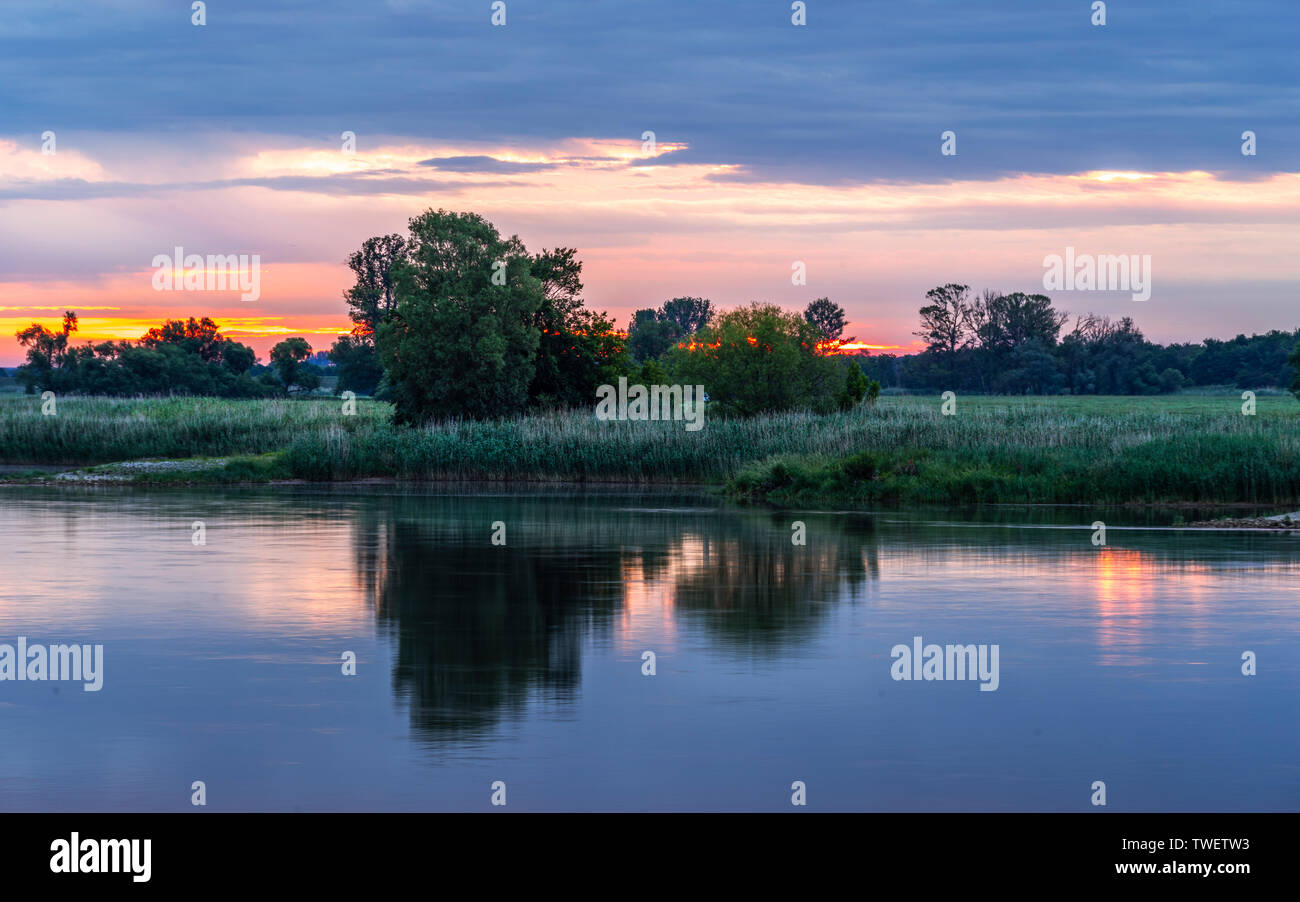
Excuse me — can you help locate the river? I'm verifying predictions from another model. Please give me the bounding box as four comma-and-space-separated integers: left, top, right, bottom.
0, 486, 1295, 811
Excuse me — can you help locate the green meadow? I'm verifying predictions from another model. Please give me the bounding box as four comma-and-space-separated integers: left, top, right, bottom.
0, 392, 1297, 506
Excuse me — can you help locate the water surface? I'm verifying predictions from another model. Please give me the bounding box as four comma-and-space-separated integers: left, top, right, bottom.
0, 486, 1295, 811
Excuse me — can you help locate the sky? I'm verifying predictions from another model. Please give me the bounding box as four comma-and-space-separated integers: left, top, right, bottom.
0, 0, 1296, 365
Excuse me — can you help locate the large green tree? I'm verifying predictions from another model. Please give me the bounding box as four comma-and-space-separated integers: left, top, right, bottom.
377, 210, 543, 424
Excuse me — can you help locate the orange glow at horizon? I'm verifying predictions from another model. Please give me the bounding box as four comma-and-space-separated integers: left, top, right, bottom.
818, 339, 908, 354
0, 314, 352, 341
0, 307, 908, 364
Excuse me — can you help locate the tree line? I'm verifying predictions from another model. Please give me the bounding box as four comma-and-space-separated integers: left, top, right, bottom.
10, 314, 326, 397
326, 209, 873, 423
11, 210, 1299, 414
860, 283, 1300, 395
12, 209, 869, 419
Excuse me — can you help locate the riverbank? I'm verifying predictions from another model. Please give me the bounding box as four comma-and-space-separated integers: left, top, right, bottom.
1, 393, 1297, 506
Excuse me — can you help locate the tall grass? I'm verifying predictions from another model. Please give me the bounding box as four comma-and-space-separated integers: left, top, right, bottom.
0, 395, 388, 464
729, 433, 1300, 506
282, 395, 1294, 474
3, 393, 1298, 503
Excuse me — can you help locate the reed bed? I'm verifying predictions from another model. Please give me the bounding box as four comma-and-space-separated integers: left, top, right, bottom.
2, 393, 1296, 503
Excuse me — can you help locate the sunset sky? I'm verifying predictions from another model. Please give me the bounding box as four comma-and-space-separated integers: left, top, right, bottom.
1, 0, 1296, 366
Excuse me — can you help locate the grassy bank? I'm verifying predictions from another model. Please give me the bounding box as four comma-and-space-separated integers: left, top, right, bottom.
1, 393, 1297, 504
0, 396, 391, 463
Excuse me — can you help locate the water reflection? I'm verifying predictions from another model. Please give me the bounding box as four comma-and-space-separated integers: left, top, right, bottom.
353, 498, 883, 739
669, 511, 880, 653
0, 486, 1296, 811
372, 516, 622, 737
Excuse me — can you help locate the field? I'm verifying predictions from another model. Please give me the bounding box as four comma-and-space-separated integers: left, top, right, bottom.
0, 392, 1297, 505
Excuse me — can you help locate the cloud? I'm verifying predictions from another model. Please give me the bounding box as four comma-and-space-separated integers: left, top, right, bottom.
0, 175, 514, 202
0, 1, 1294, 180
419, 155, 558, 173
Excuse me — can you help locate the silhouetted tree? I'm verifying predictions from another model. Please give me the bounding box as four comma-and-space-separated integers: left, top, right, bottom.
804, 297, 847, 342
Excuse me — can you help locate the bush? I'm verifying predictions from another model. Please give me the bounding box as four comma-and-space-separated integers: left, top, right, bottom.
840, 451, 877, 481
664, 302, 840, 416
